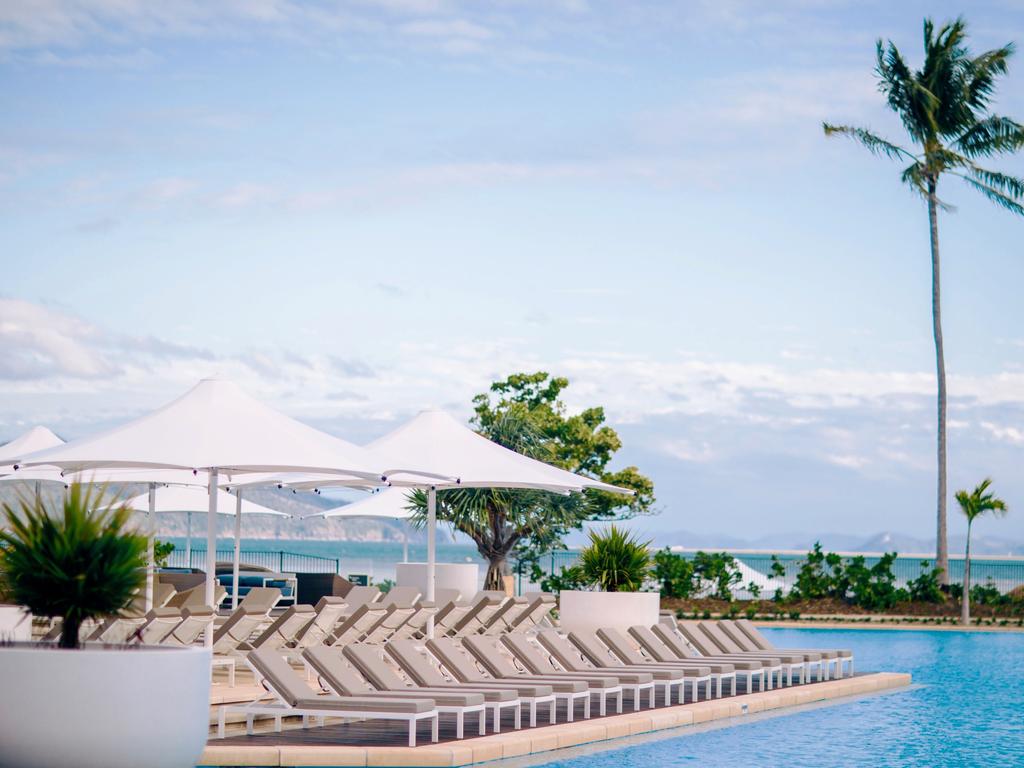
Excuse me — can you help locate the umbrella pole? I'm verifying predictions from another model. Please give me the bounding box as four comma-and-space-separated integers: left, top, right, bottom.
403, 520, 409, 564
205, 469, 219, 647
145, 483, 156, 612
425, 486, 436, 638
185, 512, 192, 568
232, 490, 242, 611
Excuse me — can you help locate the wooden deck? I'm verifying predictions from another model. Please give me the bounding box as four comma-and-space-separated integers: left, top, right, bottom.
199, 671, 912, 766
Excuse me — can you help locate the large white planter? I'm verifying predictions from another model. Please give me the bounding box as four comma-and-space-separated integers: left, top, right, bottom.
558, 590, 660, 635
0, 643, 211, 768
396, 562, 480, 600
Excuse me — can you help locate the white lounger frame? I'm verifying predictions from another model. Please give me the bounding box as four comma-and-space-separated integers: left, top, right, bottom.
217, 659, 438, 747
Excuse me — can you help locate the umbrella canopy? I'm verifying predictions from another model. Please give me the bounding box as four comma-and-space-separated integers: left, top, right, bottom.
314, 487, 415, 520
0, 426, 64, 474
124, 486, 287, 517
368, 409, 635, 493
14, 378, 383, 480
10, 379, 399, 624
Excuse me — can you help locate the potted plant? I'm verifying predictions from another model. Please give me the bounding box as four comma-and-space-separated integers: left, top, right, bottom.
558, 525, 660, 634
0, 484, 211, 768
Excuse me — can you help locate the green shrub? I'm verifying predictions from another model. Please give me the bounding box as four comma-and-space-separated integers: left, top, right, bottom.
845, 553, 906, 610
907, 560, 944, 603
0, 484, 148, 649
653, 548, 696, 598
692, 551, 742, 601
578, 525, 651, 592
153, 539, 175, 568
535, 564, 586, 594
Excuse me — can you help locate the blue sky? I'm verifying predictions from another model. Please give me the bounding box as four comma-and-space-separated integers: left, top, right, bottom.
2, 1, 1024, 544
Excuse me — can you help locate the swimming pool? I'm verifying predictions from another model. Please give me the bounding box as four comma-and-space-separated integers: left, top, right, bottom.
533, 628, 1024, 768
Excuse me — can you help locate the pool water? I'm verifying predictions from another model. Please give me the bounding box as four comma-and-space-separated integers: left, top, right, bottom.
535, 628, 1024, 768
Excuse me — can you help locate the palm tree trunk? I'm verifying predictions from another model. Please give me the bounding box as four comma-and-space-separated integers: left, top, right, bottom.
484, 555, 510, 592
928, 179, 949, 586
961, 521, 972, 625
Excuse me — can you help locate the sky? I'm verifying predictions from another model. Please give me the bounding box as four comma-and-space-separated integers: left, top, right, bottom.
2, 1, 1024, 545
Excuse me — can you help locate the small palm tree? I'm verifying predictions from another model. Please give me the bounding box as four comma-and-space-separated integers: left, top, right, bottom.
954, 478, 1008, 625
0, 484, 148, 648
578, 525, 651, 592
824, 18, 1024, 584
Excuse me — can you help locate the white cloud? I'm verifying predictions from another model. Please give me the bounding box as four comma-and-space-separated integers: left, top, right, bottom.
661, 439, 714, 463
980, 421, 1024, 445
826, 454, 869, 470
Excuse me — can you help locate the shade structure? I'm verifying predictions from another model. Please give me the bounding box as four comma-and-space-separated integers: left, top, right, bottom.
124, 486, 286, 517
363, 409, 636, 635
0, 426, 64, 475
370, 409, 634, 493
309, 487, 415, 562
13, 379, 394, 634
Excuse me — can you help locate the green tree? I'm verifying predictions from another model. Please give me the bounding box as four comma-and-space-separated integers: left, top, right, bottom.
0, 484, 148, 649
824, 18, 1024, 584
955, 478, 1008, 624
411, 372, 654, 591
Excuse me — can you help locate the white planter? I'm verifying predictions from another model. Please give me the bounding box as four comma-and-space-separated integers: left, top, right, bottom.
0, 605, 32, 641
396, 562, 480, 600
0, 643, 211, 768
558, 590, 660, 635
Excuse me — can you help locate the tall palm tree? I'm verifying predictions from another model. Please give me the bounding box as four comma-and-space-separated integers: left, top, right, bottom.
824, 18, 1024, 583
954, 478, 1007, 625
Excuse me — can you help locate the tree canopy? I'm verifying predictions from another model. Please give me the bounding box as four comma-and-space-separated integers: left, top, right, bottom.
410, 371, 655, 590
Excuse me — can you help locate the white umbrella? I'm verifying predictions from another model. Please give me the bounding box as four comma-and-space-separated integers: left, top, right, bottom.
365, 409, 636, 635
307, 487, 416, 562
14, 379, 391, 642
0, 426, 65, 501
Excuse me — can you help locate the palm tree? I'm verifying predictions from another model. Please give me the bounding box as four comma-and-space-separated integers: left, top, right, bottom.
824, 18, 1024, 585
954, 478, 1007, 625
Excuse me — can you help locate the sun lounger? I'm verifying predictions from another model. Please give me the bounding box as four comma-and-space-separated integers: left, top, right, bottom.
136, 608, 185, 645
674, 621, 785, 688
163, 605, 215, 646
696, 621, 809, 686
330, 603, 388, 646
236, 586, 283, 615
250, 604, 316, 650
447, 593, 504, 637
341, 585, 382, 609
167, 584, 227, 610
339, 645, 518, 735
382, 586, 421, 604
361, 598, 418, 644
535, 629, 656, 710
293, 597, 348, 647
305, 646, 487, 738
499, 633, 625, 715
646, 623, 767, 694
86, 614, 147, 644
732, 619, 853, 678
433, 591, 483, 636
385, 639, 543, 728
568, 629, 703, 704
218, 648, 438, 745
598, 627, 734, 699
213, 606, 269, 654
389, 599, 438, 641
461, 635, 600, 721
502, 593, 556, 633
716, 620, 822, 681
424, 637, 564, 725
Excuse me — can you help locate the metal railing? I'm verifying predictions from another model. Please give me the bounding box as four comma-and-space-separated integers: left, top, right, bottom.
165, 548, 340, 574
524, 549, 1024, 596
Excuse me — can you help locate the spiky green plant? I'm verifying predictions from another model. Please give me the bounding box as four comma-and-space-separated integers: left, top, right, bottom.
578, 525, 651, 592
824, 17, 1024, 584
955, 479, 1008, 625
0, 483, 148, 649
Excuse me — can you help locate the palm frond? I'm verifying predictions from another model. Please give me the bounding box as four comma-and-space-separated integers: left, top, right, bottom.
951, 168, 1024, 215
955, 115, 1024, 157
823, 124, 915, 161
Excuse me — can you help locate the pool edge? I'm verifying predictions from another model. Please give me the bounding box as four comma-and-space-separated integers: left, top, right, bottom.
198, 672, 912, 767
